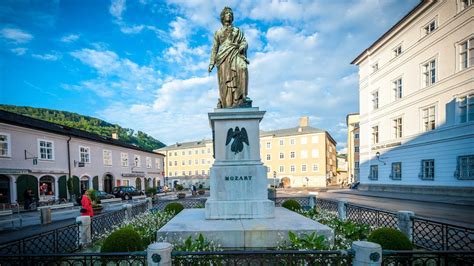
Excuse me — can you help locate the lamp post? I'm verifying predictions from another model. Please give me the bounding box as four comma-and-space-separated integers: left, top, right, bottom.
273, 171, 277, 188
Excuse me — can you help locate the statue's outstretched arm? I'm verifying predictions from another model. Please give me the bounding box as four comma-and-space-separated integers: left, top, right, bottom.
209, 32, 219, 72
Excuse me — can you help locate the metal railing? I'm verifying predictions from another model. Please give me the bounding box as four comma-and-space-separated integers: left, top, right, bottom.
91, 208, 127, 241
346, 203, 398, 229
172, 249, 353, 265
0, 223, 80, 255
271, 196, 311, 207
152, 198, 207, 211
0, 251, 147, 265
130, 201, 148, 217
382, 250, 474, 266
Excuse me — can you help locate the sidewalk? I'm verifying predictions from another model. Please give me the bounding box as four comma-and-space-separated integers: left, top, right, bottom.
325, 189, 474, 206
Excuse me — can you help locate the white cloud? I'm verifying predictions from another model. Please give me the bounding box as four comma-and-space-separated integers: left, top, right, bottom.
10, 47, 27, 55
32, 52, 61, 61
119, 24, 144, 34
109, 0, 126, 20
0, 27, 33, 43
169, 17, 189, 40
60, 34, 80, 43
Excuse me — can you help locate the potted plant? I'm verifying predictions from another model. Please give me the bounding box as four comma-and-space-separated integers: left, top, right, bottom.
175, 184, 186, 199
88, 189, 103, 215
198, 184, 205, 195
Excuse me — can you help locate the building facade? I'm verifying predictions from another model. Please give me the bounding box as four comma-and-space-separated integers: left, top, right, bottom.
0, 110, 165, 204
346, 113, 360, 183
158, 117, 337, 188
351, 0, 474, 195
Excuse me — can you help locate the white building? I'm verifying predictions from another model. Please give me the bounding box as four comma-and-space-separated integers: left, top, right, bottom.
0, 110, 165, 204
351, 0, 474, 196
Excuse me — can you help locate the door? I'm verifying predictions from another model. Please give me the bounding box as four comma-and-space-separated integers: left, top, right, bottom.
58, 175, 67, 200
104, 174, 113, 193
0, 175, 10, 204
16, 175, 38, 203
136, 177, 142, 192
92, 176, 99, 190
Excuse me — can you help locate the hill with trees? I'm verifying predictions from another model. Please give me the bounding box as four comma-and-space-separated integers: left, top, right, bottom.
0, 105, 166, 151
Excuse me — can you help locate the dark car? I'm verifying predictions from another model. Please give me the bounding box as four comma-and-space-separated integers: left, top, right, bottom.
112, 186, 143, 200
95, 190, 115, 200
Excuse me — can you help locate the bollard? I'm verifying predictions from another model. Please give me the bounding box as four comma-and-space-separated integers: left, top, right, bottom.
147, 242, 172, 266
352, 241, 382, 266
76, 216, 91, 246
124, 204, 133, 220
146, 197, 153, 210
40, 208, 52, 224
308, 194, 316, 209
397, 211, 415, 242
337, 200, 347, 221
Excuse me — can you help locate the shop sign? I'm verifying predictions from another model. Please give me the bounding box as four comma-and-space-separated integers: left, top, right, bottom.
371, 142, 401, 150
0, 168, 31, 174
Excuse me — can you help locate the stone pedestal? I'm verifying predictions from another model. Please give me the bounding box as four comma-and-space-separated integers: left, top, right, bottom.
205, 108, 274, 219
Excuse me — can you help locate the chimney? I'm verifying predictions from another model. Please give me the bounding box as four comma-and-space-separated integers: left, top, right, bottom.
299, 116, 309, 128
111, 132, 119, 140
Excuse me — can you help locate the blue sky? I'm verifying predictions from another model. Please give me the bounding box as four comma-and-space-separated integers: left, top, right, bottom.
0, 0, 419, 151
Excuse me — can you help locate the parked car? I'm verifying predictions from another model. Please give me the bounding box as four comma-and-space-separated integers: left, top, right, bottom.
112, 186, 144, 200
94, 190, 115, 200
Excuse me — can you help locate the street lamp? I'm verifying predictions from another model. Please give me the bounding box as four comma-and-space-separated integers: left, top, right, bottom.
273, 171, 277, 188
375, 152, 386, 165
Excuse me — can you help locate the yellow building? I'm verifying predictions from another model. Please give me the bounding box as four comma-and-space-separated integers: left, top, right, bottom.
346, 113, 360, 184
156, 117, 337, 188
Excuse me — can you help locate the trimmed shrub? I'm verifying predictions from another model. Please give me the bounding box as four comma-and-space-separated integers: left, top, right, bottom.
164, 202, 184, 215
175, 184, 184, 191
101, 227, 143, 252
367, 227, 412, 250
282, 199, 301, 212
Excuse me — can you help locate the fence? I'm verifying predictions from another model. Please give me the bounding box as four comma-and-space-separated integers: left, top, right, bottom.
0, 251, 147, 265
152, 198, 207, 211
0, 223, 80, 255
382, 250, 474, 266
316, 198, 474, 251
91, 208, 127, 241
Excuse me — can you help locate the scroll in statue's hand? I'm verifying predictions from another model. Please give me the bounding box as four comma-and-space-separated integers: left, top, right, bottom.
208, 64, 214, 73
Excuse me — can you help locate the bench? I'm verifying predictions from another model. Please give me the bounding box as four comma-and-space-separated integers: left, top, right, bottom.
0, 209, 22, 228
101, 198, 123, 210
37, 203, 78, 216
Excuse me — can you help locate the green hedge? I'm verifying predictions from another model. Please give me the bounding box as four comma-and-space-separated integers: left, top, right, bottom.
367, 227, 412, 250
101, 227, 143, 252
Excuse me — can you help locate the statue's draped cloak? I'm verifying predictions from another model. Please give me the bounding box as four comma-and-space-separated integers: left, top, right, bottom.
210, 26, 248, 108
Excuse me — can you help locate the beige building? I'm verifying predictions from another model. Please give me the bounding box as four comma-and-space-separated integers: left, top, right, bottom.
351, 0, 474, 194
158, 117, 337, 188
346, 113, 360, 183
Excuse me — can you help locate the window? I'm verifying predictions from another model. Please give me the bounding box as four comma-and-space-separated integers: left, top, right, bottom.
202, 159, 205, 164
301, 137, 307, 145
372, 126, 379, 144
182, 161, 185, 166
103, 150, 112, 166
393, 45, 402, 58
174, 152, 177, 156
146, 157, 152, 169
311, 149, 319, 158
289, 151, 295, 159
121, 153, 129, 167
195, 170, 198, 175
188, 160, 192, 165
301, 150, 308, 159
391, 162, 402, 180
422, 59, 436, 87
312, 136, 318, 143
355, 162, 359, 169
459, 94, 474, 123
290, 165, 295, 172
460, 38, 474, 70
456, 155, 474, 180
195, 159, 199, 165
133, 155, 140, 167
290, 138, 295, 145
169, 161, 172, 166
187, 150, 191, 155
369, 165, 378, 180
279, 165, 284, 173
266, 142, 271, 149
207, 148, 211, 154
355, 146, 359, 152
201, 149, 205, 154
202, 170, 206, 175
420, 159, 435, 180
182, 171, 186, 176
181, 151, 185, 155
169, 172, 172, 176
38, 139, 54, 160
266, 154, 271, 160
393, 78, 403, 100
422, 106, 436, 131
279, 153, 284, 159
0, 133, 11, 157
312, 164, 319, 172
174, 161, 177, 166
393, 117, 403, 139
155, 158, 161, 169
301, 164, 307, 172
354, 133, 359, 139
169, 153, 172, 157
195, 150, 198, 154
372, 90, 379, 110
279, 139, 284, 146
460, 0, 473, 11
371, 62, 379, 73
424, 20, 437, 35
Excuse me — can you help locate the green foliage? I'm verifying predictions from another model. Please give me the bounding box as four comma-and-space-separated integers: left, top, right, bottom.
164, 202, 184, 215
175, 184, 184, 191
0, 104, 165, 151
101, 227, 143, 252
368, 228, 412, 250
198, 184, 203, 190
123, 211, 174, 246
282, 199, 301, 212
146, 187, 157, 195
173, 234, 221, 252
279, 231, 329, 250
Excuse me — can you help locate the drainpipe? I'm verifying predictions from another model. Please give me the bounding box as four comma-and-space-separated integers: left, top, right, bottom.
67, 136, 72, 201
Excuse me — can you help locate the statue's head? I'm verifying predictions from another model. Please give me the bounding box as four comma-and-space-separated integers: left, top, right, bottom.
220, 7, 233, 25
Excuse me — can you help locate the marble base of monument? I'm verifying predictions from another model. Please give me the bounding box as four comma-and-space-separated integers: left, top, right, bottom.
157, 207, 333, 248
